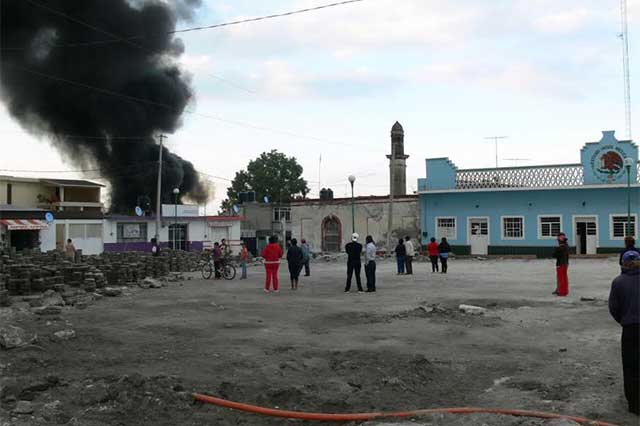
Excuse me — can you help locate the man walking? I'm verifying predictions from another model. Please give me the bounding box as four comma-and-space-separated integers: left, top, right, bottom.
301, 239, 311, 277
404, 236, 414, 275
609, 250, 640, 415
365, 235, 377, 292
65, 238, 76, 262
552, 232, 570, 296
345, 233, 363, 293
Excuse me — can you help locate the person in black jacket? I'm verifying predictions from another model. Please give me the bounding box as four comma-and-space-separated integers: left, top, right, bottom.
344, 233, 363, 292
620, 236, 638, 271
552, 233, 570, 296
395, 239, 406, 275
438, 237, 451, 273
286, 238, 304, 290
609, 250, 640, 415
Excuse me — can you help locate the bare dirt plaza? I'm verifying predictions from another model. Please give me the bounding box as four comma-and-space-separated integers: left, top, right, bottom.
0, 257, 635, 426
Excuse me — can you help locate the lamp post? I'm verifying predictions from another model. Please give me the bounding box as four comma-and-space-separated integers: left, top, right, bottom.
172, 188, 179, 250
623, 157, 635, 237
348, 175, 356, 234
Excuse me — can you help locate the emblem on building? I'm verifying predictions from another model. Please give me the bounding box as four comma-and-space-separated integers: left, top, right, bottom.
590, 145, 627, 183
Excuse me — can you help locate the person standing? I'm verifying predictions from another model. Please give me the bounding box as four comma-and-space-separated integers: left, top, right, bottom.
65, 239, 76, 262
438, 237, 451, 274
620, 236, 638, 271
287, 238, 304, 290
364, 235, 377, 292
212, 242, 222, 279
395, 238, 406, 275
150, 238, 160, 257
427, 237, 439, 272
345, 233, 364, 293
261, 236, 283, 293
552, 232, 570, 296
239, 241, 249, 279
608, 250, 640, 415
404, 236, 415, 275
301, 239, 311, 277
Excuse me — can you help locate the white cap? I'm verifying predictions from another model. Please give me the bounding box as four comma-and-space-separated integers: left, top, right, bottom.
352, 233, 359, 241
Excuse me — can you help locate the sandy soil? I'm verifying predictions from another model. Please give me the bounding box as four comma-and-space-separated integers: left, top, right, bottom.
0, 257, 636, 426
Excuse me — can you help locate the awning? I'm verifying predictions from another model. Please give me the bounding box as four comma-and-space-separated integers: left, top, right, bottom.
0, 219, 49, 230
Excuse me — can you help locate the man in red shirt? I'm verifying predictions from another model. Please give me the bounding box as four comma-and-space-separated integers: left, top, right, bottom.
261, 236, 283, 293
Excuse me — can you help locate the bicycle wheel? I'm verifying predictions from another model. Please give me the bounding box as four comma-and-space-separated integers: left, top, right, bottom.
202, 262, 213, 280
223, 264, 236, 280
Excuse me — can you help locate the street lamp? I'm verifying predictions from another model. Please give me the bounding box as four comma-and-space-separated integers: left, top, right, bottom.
623, 157, 635, 237
348, 175, 356, 234
173, 188, 179, 250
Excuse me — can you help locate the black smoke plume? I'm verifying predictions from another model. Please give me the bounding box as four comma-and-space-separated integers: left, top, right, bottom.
0, 0, 209, 212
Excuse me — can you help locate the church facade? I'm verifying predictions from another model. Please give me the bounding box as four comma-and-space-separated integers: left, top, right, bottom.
418, 131, 639, 257
289, 122, 419, 253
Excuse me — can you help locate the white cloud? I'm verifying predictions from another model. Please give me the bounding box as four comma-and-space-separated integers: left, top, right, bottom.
532, 8, 592, 34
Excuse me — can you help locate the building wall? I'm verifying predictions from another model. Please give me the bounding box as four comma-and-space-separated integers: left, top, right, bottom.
290, 197, 419, 252
55, 219, 104, 255
0, 180, 45, 208
420, 187, 640, 252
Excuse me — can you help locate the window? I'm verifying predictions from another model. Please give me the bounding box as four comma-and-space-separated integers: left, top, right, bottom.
86, 224, 103, 239
168, 224, 188, 251
117, 223, 148, 243
611, 215, 636, 239
69, 224, 85, 239
273, 207, 291, 222
6, 184, 11, 205
539, 216, 561, 238
436, 217, 456, 240
502, 217, 524, 239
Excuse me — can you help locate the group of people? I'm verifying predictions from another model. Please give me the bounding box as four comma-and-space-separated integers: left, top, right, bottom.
260, 236, 310, 292
393, 236, 452, 275
344, 233, 378, 292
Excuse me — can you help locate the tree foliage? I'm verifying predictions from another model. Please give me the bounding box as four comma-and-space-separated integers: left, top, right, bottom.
221, 150, 309, 212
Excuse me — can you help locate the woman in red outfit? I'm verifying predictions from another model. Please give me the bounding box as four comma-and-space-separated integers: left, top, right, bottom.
261, 236, 283, 293
552, 233, 570, 296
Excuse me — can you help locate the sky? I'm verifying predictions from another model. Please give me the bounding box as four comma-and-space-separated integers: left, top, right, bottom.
1, 0, 639, 212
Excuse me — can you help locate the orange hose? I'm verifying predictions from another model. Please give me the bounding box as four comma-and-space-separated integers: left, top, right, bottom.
193, 393, 619, 426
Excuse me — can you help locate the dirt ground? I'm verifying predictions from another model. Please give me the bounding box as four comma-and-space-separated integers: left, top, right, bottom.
0, 257, 637, 426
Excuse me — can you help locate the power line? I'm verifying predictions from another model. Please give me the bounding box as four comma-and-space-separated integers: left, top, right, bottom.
1, 0, 366, 51
4, 62, 358, 147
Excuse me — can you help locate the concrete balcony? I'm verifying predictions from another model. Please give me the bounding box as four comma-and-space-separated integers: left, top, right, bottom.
38, 201, 104, 211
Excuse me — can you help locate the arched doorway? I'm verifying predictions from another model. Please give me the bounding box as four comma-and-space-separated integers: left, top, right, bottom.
322, 215, 342, 252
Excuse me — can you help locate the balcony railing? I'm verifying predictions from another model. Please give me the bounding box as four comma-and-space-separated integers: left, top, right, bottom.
455, 164, 584, 189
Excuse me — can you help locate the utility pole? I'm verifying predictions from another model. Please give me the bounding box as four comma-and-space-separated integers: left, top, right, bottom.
484, 136, 508, 168
619, 0, 632, 140
154, 134, 165, 243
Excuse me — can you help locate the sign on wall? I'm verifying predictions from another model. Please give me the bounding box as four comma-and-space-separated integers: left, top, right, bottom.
589, 145, 627, 183
581, 131, 638, 185
122, 223, 141, 238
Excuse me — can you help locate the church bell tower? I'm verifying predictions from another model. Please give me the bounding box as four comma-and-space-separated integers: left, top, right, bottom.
387, 121, 409, 196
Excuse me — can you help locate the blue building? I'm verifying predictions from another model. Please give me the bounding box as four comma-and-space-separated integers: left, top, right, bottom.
418, 131, 639, 257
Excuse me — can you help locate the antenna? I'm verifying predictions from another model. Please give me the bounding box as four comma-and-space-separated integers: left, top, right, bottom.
484, 136, 508, 168
620, 0, 632, 139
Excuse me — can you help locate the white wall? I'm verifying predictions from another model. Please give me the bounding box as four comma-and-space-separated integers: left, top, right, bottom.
56, 219, 104, 255
40, 225, 56, 252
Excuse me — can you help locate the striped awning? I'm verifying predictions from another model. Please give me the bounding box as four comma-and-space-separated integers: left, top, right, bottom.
0, 219, 49, 230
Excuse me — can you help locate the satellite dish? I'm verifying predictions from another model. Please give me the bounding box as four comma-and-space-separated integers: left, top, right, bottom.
232, 205, 240, 214
44, 212, 54, 224
263, 196, 269, 204
135, 206, 143, 217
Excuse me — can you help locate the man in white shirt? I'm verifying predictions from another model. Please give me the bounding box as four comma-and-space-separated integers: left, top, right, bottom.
404, 236, 415, 275
364, 236, 377, 292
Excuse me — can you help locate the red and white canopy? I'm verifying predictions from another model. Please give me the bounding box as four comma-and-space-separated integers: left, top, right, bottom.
0, 219, 49, 230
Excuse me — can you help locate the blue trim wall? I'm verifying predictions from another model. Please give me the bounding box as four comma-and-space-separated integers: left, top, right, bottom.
420, 187, 639, 250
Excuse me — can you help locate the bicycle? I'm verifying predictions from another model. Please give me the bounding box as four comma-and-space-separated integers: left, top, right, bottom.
202, 257, 237, 280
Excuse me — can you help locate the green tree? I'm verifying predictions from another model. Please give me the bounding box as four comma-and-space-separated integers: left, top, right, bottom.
220, 150, 309, 212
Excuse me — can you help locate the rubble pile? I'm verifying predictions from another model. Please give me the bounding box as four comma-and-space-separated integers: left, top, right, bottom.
0, 250, 201, 301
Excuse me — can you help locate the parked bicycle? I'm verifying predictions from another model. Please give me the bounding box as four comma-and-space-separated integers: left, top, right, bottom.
201, 256, 237, 280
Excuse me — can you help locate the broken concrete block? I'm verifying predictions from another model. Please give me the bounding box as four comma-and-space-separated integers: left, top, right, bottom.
142, 277, 162, 288
12, 400, 34, 415
102, 287, 122, 297
53, 329, 76, 341
33, 305, 63, 315
458, 304, 487, 315
0, 325, 34, 349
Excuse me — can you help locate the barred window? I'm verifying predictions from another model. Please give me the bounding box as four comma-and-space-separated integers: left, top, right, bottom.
502, 217, 524, 239
273, 207, 291, 222
69, 224, 85, 239
612, 216, 636, 238
117, 223, 148, 243
539, 216, 561, 238
436, 217, 456, 240
85, 224, 103, 239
